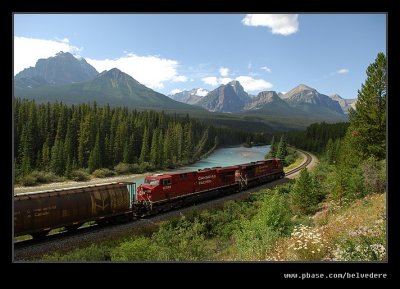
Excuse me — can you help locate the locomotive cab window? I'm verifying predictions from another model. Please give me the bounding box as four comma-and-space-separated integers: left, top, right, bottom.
162, 179, 171, 186
145, 179, 160, 185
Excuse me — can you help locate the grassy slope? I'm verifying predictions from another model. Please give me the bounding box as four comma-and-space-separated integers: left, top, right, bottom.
265, 193, 386, 261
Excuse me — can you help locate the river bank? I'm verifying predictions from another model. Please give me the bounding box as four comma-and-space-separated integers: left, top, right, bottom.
14, 144, 270, 194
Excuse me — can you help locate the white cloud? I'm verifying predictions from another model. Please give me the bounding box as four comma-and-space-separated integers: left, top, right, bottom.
260, 66, 272, 73
173, 75, 188, 82
170, 89, 183, 95
220, 77, 233, 84
196, 88, 209, 97
14, 36, 82, 74
87, 53, 188, 89
219, 67, 229, 77
248, 62, 252, 70
201, 74, 273, 93
242, 14, 299, 36
14, 36, 189, 90
235, 76, 273, 92
337, 68, 349, 74
202, 76, 219, 86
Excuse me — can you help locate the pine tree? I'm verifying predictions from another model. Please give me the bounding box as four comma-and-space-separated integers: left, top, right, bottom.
139, 127, 149, 163
65, 155, 72, 178
149, 129, 159, 166
50, 119, 65, 176
163, 128, 173, 167
41, 139, 51, 171
275, 135, 288, 161
347, 52, 386, 160
325, 138, 334, 164
88, 131, 101, 173
266, 136, 277, 158
18, 126, 33, 176
78, 114, 92, 168
122, 140, 130, 163
50, 138, 64, 176
157, 130, 164, 166
291, 168, 318, 215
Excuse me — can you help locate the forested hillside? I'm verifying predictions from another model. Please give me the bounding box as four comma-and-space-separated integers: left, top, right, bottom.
14, 99, 258, 184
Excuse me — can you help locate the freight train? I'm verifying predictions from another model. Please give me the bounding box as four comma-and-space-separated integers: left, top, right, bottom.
14, 159, 284, 238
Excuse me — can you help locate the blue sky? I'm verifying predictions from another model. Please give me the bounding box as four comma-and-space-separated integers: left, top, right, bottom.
14, 14, 386, 99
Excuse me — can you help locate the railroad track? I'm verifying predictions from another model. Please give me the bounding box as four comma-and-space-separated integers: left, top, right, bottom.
14, 149, 315, 253
285, 149, 313, 176
14, 223, 100, 250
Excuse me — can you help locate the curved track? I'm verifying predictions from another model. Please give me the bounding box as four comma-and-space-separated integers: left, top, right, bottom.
285, 149, 313, 177
14, 149, 316, 254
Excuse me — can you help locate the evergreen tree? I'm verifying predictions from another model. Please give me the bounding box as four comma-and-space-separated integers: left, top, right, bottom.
122, 140, 130, 163
88, 131, 101, 173
18, 125, 33, 176
163, 128, 173, 167
41, 139, 51, 171
291, 168, 318, 215
65, 155, 72, 178
50, 138, 64, 176
50, 118, 65, 175
275, 135, 288, 161
78, 114, 92, 168
149, 129, 159, 166
157, 130, 164, 166
139, 127, 149, 163
266, 136, 277, 158
347, 52, 386, 160
325, 138, 334, 164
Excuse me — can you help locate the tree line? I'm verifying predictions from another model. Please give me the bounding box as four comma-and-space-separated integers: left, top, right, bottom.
14, 100, 258, 180
285, 121, 349, 153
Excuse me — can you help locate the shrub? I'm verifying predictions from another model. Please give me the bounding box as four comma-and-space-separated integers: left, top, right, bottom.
70, 169, 90, 181
130, 164, 141, 174
361, 157, 386, 193
330, 164, 367, 203
92, 168, 116, 178
114, 163, 131, 174
111, 237, 157, 261
234, 222, 280, 261
20, 174, 37, 186
152, 217, 210, 261
233, 192, 293, 260
44, 244, 111, 261
139, 162, 153, 173
284, 152, 297, 166
18, 170, 64, 186
30, 170, 63, 183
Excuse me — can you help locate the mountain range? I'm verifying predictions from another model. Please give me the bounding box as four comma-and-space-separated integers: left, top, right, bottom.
14, 52, 355, 131
170, 82, 354, 120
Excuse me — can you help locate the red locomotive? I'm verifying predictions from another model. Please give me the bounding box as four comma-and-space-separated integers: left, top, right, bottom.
14, 159, 284, 238
133, 159, 284, 216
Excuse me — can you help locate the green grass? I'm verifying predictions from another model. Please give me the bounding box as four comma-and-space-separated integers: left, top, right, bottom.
284, 153, 304, 172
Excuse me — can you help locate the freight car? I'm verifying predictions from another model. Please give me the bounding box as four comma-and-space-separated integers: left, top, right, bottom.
14, 182, 136, 238
14, 159, 284, 238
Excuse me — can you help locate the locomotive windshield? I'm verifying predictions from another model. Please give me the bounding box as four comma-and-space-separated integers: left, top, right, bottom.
144, 179, 160, 185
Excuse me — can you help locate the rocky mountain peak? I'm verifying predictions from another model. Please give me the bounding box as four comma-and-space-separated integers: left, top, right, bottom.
15, 51, 98, 86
